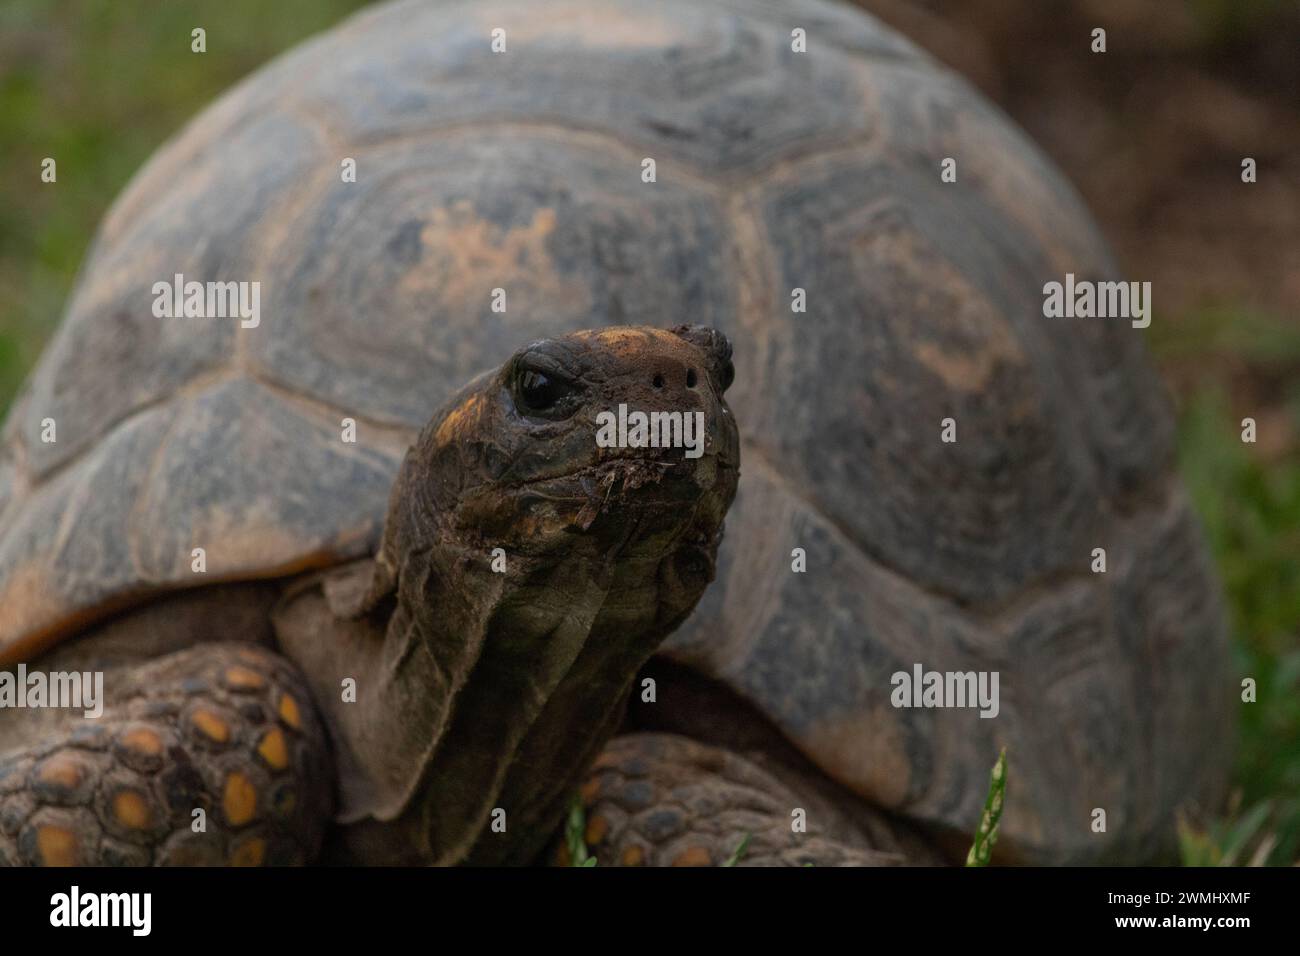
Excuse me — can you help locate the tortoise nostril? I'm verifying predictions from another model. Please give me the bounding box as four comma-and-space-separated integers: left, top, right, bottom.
686, 368, 698, 388
652, 373, 665, 389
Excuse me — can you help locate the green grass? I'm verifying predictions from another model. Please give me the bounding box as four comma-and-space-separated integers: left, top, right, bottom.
1150, 304, 1300, 865
966, 748, 1007, 866
1179, 795, 1287, 867
722, 834, 752, 867
1174, 388, 1300, 865
565, 795, 597, 867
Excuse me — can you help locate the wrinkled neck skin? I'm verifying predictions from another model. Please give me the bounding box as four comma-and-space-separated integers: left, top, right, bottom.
338, 395, 733, 866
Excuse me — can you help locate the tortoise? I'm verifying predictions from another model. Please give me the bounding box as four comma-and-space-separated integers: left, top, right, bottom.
0, 0, 1230, 866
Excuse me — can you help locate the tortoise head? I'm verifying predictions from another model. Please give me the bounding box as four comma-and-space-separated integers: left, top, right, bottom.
425, 324, 739, 567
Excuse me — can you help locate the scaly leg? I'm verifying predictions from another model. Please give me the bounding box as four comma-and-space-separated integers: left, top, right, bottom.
0, 643, 333, 866
572, 732, 923, 866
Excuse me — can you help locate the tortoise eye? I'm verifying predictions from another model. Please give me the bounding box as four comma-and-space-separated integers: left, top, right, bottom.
515, 367, 577, 416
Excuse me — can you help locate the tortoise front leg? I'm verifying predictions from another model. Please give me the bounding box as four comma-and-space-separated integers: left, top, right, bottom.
572, 733, 923, 867
0, 643, 333, 866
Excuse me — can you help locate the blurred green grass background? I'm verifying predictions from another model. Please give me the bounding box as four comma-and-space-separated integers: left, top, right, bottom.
0, 0, 1296, 864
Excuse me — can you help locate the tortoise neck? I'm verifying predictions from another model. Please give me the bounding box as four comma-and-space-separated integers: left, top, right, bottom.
343, 545, 655, 864
348, 513, 712, 865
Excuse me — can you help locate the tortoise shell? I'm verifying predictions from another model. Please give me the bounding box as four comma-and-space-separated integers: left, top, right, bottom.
0, 0, 1229, 862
